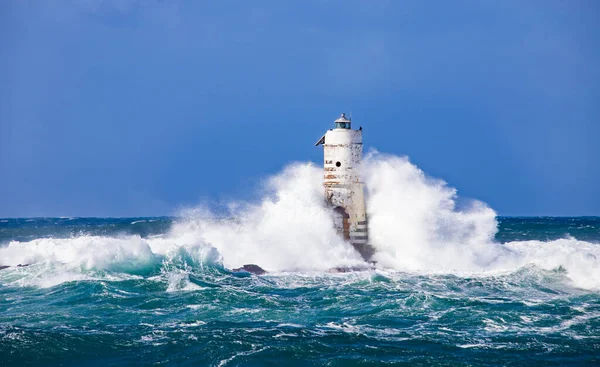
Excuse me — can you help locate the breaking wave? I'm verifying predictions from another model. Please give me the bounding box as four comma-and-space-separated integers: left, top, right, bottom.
1, 152, 599, 290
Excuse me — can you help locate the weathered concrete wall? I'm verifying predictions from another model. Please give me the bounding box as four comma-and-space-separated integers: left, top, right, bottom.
321, 127, 374, 261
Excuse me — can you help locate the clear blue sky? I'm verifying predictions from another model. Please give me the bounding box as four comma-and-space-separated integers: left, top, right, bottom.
1, 0, 598, 217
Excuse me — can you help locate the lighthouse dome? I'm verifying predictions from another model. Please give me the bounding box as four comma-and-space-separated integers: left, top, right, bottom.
334, 113, 351, 129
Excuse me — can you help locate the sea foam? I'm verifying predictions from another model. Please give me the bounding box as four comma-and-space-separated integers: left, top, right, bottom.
1, 152, 599, 290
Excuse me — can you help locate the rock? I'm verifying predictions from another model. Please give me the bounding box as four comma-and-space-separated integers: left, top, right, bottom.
232, 264, 267, 275
329, 266, 366, 273
329, 262, 376, 273
0, 264, 31, 270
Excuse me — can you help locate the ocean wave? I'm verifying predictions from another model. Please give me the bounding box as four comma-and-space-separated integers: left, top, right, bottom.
1, 154, 599, 291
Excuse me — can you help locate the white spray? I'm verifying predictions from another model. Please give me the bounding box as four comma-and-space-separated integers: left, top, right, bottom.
1, 153, 599, 289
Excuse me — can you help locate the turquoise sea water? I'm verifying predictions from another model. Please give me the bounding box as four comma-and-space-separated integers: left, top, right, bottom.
1, 217, 599, 366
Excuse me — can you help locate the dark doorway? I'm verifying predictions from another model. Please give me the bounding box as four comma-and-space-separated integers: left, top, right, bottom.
332, 206, 350, 240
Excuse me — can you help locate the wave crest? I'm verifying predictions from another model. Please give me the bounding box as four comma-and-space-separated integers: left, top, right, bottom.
1, 154, 599, 290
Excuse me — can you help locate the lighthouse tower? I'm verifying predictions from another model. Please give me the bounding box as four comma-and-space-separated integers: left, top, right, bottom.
315, 113, 375, 261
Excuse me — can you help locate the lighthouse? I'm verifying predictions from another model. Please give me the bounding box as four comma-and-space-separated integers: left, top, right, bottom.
315, 113, 375, 261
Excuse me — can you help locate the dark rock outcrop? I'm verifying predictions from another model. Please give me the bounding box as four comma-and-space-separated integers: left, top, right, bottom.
232, 264, 267, 275
0, 264, 31, 270
329, 262, 376, 273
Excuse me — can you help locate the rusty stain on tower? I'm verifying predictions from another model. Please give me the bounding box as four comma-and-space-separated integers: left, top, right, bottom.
315, 113, 375, 261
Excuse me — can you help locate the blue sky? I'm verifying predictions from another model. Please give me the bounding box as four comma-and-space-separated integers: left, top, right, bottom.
1, 0, 598, 217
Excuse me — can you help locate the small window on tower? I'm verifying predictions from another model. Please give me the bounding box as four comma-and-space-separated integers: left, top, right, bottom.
336, 161, 341, 167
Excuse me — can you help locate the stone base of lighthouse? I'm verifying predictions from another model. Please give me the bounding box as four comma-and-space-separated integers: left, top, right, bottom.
326, 185, 375, 261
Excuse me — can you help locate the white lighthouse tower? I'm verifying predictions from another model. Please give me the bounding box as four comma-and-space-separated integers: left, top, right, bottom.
315, 113, 375, 261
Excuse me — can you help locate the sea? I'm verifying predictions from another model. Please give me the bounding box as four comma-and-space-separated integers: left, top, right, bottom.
1, 154, 599, 366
